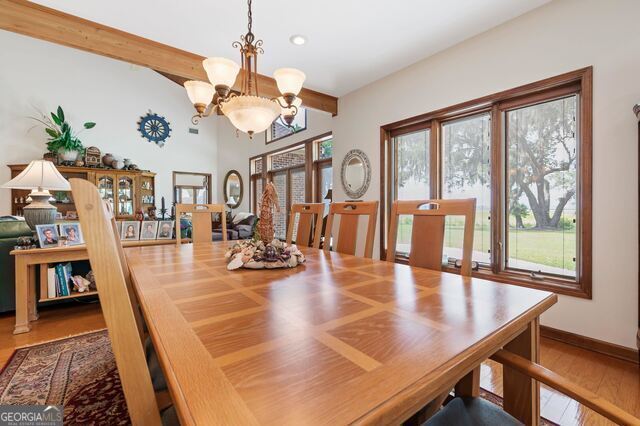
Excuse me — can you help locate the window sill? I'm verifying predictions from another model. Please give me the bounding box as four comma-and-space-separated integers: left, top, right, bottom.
443, 266, 591, 299
391, 255, 590, 298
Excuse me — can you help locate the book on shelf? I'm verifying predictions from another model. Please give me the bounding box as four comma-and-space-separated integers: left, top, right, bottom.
51, 263, 72, 297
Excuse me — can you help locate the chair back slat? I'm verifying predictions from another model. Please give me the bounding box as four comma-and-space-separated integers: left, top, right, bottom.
409, 215, 445, 270
175, 203, 226, 244
387, 199, 476, 276
324, 201, 378, 258
286, 203, 324, 249
71, 178, 161, 425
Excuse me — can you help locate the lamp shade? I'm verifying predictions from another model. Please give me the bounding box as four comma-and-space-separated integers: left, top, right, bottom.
184, 80, 215, 105
2, 160, 70, 191
273, 68, 306, 96
221, 95, 281, 136
202, 57, 240, 88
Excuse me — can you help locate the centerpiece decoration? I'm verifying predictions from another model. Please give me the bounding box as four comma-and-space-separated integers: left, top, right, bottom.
224, 181, 305, 270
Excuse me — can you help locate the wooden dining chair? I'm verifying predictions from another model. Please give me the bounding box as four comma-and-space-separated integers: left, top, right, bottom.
387, 199, 476, 277
71, 179, 176, 426
424, 348, 640, 425
286, 203, 324, 249
175, 203, 226, 244
324, 201, 378, 258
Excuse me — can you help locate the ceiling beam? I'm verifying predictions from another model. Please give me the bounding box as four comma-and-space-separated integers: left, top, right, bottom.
0, 0, 338, 115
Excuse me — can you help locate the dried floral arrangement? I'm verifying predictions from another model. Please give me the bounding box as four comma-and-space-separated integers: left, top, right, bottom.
225, 239, 305, 271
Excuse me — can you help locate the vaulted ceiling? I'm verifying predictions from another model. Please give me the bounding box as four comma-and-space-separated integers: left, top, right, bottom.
32, 0, 550, 96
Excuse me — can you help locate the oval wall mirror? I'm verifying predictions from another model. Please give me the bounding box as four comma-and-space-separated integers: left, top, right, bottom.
341, 149, 371, 199
223, 170, 243, 208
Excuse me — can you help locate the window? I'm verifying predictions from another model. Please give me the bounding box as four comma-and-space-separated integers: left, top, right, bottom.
172, 172, 211, 205
392, 128, 430, 254
382, 68, 592, 298
506, 96, 577, 277
266, 108, 308, 144
249, 133, 333, 237
442, 113, 491, 265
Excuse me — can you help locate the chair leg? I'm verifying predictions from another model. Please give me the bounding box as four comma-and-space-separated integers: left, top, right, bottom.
155, 390, 173, 412
403, 391, 450, 425
455, 366, 480, 397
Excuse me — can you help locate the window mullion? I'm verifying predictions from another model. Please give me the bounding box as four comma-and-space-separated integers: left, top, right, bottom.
490, 104, 504, 274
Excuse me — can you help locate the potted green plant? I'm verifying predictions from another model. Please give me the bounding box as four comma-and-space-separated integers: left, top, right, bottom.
30, 106, 96, 162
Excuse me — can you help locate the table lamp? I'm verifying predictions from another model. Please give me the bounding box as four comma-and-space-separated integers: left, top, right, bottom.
1, 160, 70, 230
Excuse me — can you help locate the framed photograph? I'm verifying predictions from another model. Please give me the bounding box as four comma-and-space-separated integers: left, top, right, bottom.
140, 221, 159, 240
121, 221, 140, 241
59, 222, 84, 246
36, 224, 60, 248
156, 220, 174, 240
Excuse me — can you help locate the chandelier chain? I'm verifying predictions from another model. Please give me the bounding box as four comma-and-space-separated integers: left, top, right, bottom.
247, 0, 253, 36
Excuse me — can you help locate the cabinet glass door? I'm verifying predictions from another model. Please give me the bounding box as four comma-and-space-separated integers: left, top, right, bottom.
97, 175, 114, 205
118, 176, 134, 216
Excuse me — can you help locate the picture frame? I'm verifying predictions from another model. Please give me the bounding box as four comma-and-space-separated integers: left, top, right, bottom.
36, 224, 60, 248
116, 221, 123, 237
59, 222, 84, 246
156, 220, 174, 240
140, 221, 159, 240
121, 221, 140, 241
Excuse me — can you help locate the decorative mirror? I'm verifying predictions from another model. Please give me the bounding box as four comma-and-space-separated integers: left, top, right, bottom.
223, 170, 243, 208
341, 149, 371, 199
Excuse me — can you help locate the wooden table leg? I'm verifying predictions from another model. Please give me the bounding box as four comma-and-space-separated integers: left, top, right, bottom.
455, 366, 480, 397
14, 256, 31, 334
28, 264, 38, 321
503, 318, 540, 425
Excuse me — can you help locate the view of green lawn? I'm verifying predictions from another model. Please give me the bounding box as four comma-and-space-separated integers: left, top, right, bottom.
396, 215, 576, 272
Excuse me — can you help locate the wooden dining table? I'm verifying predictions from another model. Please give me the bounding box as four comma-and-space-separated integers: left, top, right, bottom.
125, 241, 557, 425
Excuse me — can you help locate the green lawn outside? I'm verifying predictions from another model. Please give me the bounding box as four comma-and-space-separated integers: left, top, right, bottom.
396, 218, 575, 271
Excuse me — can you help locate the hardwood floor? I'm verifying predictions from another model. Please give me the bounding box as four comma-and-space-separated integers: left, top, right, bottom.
482, 338, 640, 425
0, 303, 637, 425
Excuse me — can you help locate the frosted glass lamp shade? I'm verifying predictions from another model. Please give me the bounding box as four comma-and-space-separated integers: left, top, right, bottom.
273, 68, 306, 96
2, 160, 70, 191
221, 95, 281, 136
184, 80, 215, 105
202, 57, 240, 88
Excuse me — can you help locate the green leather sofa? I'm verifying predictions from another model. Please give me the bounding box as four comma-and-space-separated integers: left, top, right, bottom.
0, 218, 33, 313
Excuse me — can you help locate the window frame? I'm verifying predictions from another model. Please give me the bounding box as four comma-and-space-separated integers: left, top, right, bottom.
172, 171, 212, 205
249, 131, 333, 219
380, 67, 592, 298
265, 108, 308, 145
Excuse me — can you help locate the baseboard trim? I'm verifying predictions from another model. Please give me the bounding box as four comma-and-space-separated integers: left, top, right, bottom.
540, 325, 639, 365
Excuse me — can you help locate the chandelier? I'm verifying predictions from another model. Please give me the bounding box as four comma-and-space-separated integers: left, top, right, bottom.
184, 0, 305, 138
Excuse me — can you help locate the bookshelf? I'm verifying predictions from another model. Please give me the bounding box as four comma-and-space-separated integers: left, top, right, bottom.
11, 239, 182, 334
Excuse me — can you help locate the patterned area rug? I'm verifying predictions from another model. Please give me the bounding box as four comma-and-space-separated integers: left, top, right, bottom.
0, 330, 130, 425
0, 330, 558, 425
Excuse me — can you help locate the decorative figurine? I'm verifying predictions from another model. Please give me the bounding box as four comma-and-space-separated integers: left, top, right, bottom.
257, 182, 280, 244
84, 146, 101, 167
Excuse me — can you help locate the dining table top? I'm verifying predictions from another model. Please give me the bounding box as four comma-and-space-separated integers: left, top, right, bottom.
125, 241, 557, 425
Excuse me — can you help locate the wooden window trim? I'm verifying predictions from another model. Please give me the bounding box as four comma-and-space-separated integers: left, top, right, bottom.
249, 131, 332, 213
171, 171, 212, 205
380, 67, 593, 299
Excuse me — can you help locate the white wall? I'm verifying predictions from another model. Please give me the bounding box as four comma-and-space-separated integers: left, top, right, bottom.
216, 108, 333, 213
0, 31, 219, 215
333, 0, 640, 348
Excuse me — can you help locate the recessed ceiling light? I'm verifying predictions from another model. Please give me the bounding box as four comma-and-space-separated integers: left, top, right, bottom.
289, 35, 307, 46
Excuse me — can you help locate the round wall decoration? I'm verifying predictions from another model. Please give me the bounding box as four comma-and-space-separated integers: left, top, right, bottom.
137, 111, 172, 147
341, 149, 371, 199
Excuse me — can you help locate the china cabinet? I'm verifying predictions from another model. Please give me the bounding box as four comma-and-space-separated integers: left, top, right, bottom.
8, 164, 155, 220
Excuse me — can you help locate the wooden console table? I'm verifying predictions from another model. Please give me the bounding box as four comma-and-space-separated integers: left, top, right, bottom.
11, 239, 180, 334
